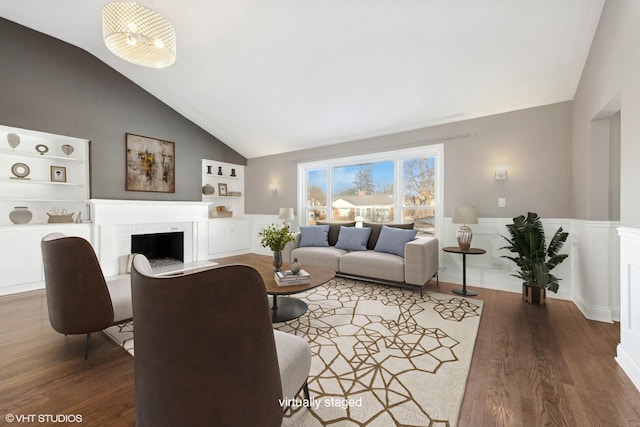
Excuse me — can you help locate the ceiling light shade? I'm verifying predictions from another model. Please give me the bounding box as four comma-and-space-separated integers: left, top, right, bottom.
102, 2, 176, 68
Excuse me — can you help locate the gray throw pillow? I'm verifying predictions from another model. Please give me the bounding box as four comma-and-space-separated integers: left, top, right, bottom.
298, 225, 330, 247
316, 221, 356, 246
363, 222, 414, 250
373, 225, 418, 257
334, 226, 372, 251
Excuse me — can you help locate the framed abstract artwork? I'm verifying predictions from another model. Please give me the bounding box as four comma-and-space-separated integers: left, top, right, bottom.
126, 133, 175, 193
218, 183, 228, 196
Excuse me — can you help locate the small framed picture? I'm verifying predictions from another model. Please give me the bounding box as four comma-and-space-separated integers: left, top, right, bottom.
50, 166, 67, 183
218, 183, 228, 196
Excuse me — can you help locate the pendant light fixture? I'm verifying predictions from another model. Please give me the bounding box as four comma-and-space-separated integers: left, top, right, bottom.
102, 2, 176, 68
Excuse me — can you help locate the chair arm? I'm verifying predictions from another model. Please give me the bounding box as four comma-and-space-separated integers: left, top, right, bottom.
404, 236, 439, 286
282, 232, 301, 263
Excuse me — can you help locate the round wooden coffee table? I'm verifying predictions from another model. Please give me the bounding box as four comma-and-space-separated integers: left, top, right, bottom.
214, 255, 334, 322
207, 254, 335, 322
261, 264, 335, 322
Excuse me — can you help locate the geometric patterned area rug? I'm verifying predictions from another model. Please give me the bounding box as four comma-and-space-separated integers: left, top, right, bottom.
104, 277, 482, 427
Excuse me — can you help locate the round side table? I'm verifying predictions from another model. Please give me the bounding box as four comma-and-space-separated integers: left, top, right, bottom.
442, 246, 486, 296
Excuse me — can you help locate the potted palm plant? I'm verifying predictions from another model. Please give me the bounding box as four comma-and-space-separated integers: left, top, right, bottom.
500, 212, 569, 305
259, 223, 294, 272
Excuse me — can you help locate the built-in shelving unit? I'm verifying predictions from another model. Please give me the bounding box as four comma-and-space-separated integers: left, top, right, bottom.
201, 159, 250, 257
201, 159, 245, 217
0, 125, 90, 226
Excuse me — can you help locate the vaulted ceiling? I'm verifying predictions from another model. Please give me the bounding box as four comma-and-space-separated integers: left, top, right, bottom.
0, 1, 604, 158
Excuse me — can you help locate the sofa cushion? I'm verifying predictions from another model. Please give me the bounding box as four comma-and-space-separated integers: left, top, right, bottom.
340, 251, 405, 282
317, 221, 356, 246
335, 226, 371, 251
291, 246, 347, 272
374, 226, 418, 257
362, 222, 414, 250
298, 225, 330, 247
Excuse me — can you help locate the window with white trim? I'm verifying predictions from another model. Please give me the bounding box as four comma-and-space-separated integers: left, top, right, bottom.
298, 144, 443, 237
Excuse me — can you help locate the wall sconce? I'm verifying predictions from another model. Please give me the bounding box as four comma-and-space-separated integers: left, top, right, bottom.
269, 183, 278, 194
495, 166, 508, 181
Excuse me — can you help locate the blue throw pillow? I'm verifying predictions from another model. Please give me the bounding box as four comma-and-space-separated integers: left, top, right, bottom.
373, 225, 418, 257
298, 225, 330, 247
335, 226, 372, 251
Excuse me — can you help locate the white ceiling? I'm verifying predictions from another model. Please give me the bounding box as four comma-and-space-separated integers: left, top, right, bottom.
0, 1, 605, 159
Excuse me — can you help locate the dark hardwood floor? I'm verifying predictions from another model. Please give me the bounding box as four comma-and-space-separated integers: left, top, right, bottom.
1, 269, 639, 426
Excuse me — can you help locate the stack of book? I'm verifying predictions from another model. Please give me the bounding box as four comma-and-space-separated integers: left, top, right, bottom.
274, 269, 311, 286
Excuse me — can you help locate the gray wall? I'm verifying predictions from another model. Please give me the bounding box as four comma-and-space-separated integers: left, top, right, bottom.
572, 0, 639, 227
0, 18, 245, 201
246, 102, 573, 219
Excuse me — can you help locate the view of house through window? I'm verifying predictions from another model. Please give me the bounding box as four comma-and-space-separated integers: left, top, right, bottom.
298, 145, 443, 235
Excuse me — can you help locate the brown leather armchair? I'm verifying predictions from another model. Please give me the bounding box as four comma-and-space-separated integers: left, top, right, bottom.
131, 254, 311, 427
41, 233, 132, 359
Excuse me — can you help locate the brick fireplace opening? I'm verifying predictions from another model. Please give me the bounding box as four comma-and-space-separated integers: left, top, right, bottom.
131, 231, 184, 268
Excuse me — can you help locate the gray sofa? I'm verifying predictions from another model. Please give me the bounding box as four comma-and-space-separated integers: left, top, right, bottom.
282, 222, 439, 295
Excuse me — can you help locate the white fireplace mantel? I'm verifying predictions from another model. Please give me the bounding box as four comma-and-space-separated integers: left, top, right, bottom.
90, 199, 210, 224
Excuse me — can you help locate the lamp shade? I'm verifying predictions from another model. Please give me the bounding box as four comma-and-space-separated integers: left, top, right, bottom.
102, 2, 176, 68
451, 206, 478, 224
278, 208, 294, 221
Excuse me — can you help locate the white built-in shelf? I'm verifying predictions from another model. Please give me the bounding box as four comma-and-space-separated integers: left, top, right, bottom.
2, 177, 84, 186
1, 125, 90, 226
201, 159, 245, 218
0, 148, 84, 162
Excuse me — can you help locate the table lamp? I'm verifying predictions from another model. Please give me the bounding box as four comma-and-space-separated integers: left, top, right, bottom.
279, 207, 294, 228
451, 206, 478, 250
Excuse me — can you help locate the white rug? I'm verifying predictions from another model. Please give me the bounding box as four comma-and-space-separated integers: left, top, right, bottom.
104, 277, 482, 427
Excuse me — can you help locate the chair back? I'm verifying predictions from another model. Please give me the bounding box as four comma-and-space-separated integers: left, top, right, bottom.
131, 255, 284, 427
41, 233, 114, 334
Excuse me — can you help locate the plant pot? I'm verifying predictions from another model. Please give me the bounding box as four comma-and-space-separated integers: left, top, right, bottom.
522, 284, 546, 306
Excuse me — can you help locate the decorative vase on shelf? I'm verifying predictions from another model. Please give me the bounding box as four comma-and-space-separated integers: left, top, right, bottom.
202, 184, 215, 195
61, 144, 74, 156
290, 258, 301, 275
9, 207, 32, 224
273, 251, 283, 272
7, 133, 20, 151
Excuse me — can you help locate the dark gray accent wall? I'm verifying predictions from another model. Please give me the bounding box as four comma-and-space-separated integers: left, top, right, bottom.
0, 18, 245, 201
246, 102, 573, 219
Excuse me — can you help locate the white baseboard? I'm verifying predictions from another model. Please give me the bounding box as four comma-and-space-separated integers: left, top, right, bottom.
616, 344, 640, 392
572, 293, 614, 323
0, 281, 43, 296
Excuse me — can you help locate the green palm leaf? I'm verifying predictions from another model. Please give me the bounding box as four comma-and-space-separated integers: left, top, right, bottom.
500, 212, 569, 293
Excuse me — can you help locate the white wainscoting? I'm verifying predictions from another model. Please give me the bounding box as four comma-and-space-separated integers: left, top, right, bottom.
616, 227, 640, 392
440, 218, 620, 322
571, 220, 620, 322
440, 218, 573, 301
247, 214, 299, 256
248, 216, 619, 322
